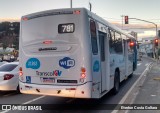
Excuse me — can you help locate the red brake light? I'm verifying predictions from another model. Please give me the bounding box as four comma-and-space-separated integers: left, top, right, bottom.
19, 71, 23, 76
80, 67, 86, 81
155, 39, 158, 46
19, 67, 23, 76
4, 74, 14, 80
74, 10, 81, 15
81, 73, 86, 79
81, 67, 86, 73
130, 42, 134, 46
19, 67, 22, 71
43, 40, 53, 44
22, 17, 28, 21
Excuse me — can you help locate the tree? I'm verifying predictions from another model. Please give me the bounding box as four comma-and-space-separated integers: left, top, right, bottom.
2, 38, 8, 51
0, 21, 20, 51
13, 37, 19, 50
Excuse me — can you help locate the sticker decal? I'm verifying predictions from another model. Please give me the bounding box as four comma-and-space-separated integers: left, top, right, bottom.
93, 60, 100, 72
26, 58, 40, 69
36, 70, 62, 77
26, 76, 31, 83
59, 57, 75, 69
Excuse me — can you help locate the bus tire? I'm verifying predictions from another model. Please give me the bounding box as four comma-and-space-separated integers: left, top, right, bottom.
16, 85, 20, 93
112, 71, 120, 95
129, 73, 133, 78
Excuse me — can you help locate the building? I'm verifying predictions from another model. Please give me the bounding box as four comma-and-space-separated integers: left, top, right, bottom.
139, 37, 154, 58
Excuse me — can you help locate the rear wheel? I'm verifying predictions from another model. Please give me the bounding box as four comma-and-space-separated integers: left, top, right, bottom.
16, 85, 20, 93
112, 71, 120, 95
129, 73, 133, 78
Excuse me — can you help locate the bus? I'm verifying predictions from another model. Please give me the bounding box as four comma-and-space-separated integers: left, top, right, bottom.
19, 8, 137, 98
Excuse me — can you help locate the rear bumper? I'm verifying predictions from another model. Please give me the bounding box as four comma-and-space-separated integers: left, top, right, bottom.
0, 80, 17, 91
19, 81, 92, 98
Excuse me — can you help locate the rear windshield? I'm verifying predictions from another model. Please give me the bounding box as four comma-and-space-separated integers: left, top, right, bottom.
0, 64, 18, 72
22, 14, 77, 44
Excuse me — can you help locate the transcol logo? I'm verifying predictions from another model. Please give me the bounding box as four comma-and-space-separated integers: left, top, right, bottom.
26, 58, 40, 69
59, 57, 75, 69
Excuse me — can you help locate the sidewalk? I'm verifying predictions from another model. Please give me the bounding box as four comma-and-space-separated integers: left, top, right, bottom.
129, 62, 160, 113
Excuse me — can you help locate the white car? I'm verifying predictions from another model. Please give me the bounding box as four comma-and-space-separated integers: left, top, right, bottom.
0, 62, 19, 91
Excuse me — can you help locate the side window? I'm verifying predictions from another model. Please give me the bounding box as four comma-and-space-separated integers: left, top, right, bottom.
109, 29, 115, 53
122, 35, 127, 55
114, 32, 123, 53
90, 20, 98, 55
98, 31, 106, 61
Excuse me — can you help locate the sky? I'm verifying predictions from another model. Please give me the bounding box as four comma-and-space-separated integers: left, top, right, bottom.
0, 0, 160, 39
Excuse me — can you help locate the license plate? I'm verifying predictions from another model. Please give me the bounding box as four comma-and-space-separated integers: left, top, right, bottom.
41, 78, 55, 83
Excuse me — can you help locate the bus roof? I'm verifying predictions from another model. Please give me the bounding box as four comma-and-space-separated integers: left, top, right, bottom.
22, 8, 135, 40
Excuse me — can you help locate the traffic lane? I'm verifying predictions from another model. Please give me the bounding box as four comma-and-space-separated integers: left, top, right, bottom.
0, 91, 72, 105
129, 65, 160, 113
16, 58, 149, 104
18, 58, 151, 113
10, 74, 139, 113
0, 74, 140, 113
0, 57, 153, 113
135, 57, 153, 75
0, 92, 44, 104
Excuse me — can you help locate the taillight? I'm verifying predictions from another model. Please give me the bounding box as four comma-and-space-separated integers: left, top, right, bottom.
43, 40, 53, 44
81, 67, 86, 73
74, 10, 81, 15
80, 67, 86, 83
81, 73, 86, 78
4, 74, 14, 80
22, 17, 28, 21
19, 67, 23, 76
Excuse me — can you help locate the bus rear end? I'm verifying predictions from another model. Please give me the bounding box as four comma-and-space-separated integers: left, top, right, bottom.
19, 8, 92, 98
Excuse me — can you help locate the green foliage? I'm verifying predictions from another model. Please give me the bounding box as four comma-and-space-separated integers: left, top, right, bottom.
0, 21, 20, 50
13, 37, 19, 50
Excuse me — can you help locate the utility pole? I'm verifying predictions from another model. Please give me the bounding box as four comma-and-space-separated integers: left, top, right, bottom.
70, 0, 72, 8
129, 18, 157, 36
121, 15, 124, 29
89, 2, 92, 11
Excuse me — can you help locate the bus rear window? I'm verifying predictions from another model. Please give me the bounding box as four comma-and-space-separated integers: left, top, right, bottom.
90, 20, 98, 55
58, 23, 75, 33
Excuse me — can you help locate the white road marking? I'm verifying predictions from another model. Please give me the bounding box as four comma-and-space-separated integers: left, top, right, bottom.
111, 62, 152, 113
1, 95, 45, 113
145, 63, 149, 67
137, 63, 141, 66
22, 95, 45, 104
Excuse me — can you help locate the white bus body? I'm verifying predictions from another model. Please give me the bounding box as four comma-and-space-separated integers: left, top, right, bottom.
19, 8, 136, 98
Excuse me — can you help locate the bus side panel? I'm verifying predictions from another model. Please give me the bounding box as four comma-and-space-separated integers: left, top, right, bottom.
128, 41, 134, 75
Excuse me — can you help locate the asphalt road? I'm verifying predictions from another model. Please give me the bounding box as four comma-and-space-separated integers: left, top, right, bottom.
0, 57, 153, 113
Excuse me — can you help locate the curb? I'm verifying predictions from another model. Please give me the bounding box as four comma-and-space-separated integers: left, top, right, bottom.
111, 62, 153, 113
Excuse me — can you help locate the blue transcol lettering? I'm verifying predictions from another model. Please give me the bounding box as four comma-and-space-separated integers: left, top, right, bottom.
58, 70, 62, 76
